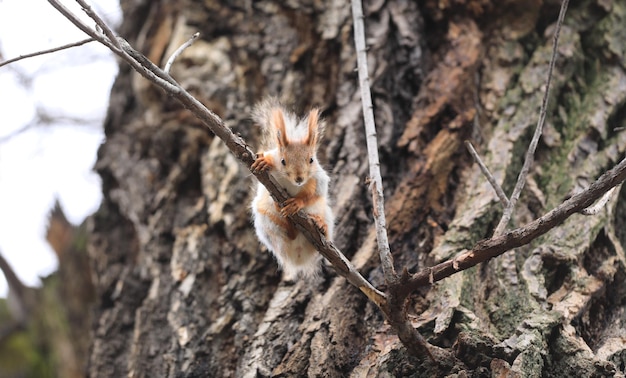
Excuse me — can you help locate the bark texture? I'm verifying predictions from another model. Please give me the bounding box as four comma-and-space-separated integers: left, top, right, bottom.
89, 0, 626, 376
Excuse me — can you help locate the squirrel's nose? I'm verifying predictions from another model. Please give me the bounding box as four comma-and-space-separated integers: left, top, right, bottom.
295, 177, 304, 185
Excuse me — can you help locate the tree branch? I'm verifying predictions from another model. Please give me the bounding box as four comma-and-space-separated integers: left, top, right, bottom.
47, 0, 121, 53
75, 0, 121, 49
164, 32, 200, 74
47, 0, 179, 93
351, 0, 435, 361
465, 140, 510, 208
400, 155, 626, 296
0, 38, 94, 68
47, 0, 387, 310
580, 185, 619, 215
350, 0, 396, 284
493, 0, 569, 236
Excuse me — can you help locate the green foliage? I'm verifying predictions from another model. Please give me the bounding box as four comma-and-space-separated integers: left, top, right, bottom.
0, 298, 54, 378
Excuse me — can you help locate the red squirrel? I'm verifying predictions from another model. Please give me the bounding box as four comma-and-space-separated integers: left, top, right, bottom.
250, 100, 334, 278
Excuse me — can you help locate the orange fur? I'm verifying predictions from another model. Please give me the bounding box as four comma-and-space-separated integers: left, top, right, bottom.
256, 206, 297, 240
281, 178, 318, 216
251, 101, 334, 278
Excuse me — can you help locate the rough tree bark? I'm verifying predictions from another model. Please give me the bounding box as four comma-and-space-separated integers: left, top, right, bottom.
88, 0, 626, 376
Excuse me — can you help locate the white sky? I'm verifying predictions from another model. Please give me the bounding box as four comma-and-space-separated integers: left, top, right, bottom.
0, 0, 121, 296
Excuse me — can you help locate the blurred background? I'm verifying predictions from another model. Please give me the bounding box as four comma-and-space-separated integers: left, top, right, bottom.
0, 1, 120, 375
0, 0, 120, 296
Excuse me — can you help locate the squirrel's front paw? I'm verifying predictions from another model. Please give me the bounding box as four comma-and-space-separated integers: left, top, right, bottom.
309, 214, 329, 237
251, 154, 272, 173
281, 198, 304, 216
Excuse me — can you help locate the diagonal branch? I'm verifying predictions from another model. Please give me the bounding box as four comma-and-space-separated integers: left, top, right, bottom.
398, 155, 626, 297
47, 0, 179, 93
465, 141, 510, 208
47, 0, 120, 53
75, 0, 121, 49
47, 0, 387, 310
493, 0, 569, 236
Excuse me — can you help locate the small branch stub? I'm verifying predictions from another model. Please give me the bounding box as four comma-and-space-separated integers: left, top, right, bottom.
164, 32, 200, 74
580, 185, 618, 215
465, 140, 510, 208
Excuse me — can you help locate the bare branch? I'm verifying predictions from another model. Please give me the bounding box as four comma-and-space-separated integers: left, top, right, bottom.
350, 0, 435, 361
401, 155, 626, 295
0, 124, 34, 144
164, 32, 200, 74
464, 140, 510, 208
0, 110, 100, 144
47, 0, 121, 54
580, 185, 619, 215
47, 1, 179, 93
0, 38, 94, 68
115, 38, 181, 92
75, 0, 121, 49
351, 0, 396, 283
493, 0, 569, 236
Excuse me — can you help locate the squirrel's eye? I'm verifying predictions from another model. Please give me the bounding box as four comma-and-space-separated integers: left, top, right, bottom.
281, 158, 286, 166
309, 158, 313, 164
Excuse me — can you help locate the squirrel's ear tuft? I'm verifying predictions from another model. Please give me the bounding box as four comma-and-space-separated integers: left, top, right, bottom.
273, 108, 289, 147
306, 108, 320, 147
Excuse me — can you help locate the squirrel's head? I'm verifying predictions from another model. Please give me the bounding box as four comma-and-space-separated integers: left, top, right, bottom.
274, 108, 321, 186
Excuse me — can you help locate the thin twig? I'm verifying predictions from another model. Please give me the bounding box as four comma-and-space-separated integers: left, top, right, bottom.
75, 0, 121, 49
47, 0, 121, 54
164, 32, 200, 74
0, 38, 94, 68
493, 0, 569, 236
0, 124, 33, 144
465, 141, 510, 208
70, 0, 174, 89
351, 0, 396, 283
580, 185, 618, 215
49, 0, 173, 92
47, 0, 179, 94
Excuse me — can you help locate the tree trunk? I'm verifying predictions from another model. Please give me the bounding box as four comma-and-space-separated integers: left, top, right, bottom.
88, 0, 626, 376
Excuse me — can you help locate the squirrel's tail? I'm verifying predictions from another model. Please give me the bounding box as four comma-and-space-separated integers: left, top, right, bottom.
252, 97, 282, 149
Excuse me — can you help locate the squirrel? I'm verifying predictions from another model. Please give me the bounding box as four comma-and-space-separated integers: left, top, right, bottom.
250, 99, 334, 278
